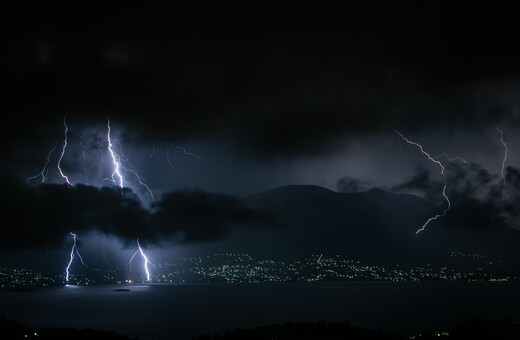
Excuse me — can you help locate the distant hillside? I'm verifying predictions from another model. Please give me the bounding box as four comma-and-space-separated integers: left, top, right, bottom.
238, 185, 437, 263
207, 185, 520, 266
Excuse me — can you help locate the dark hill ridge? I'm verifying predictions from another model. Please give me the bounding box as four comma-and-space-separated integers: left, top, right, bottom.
244, 184, 436, 236
223, 185, 520, 265
241, 185, 438, 263
246, 185, 434, 215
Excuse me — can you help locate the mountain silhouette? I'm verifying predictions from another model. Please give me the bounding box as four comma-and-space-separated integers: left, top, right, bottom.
210, 185, 520, 266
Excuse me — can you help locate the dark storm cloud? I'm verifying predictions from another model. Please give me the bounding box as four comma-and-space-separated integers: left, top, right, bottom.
151, 189, 277, 242
499, 168, 520, 227
391, 162, 520, 231
0, 173, 278, 251
0, 175, 151, 250
3, 3, 520, 160
337, 176, 371, 193
391, 167, 440, 202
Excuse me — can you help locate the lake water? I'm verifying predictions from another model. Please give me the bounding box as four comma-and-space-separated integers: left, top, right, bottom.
1, 282, 519, 339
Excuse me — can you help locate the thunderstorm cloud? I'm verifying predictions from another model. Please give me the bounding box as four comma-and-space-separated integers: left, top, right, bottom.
391, 162, 520, 231
0, 173, 278, 251
3, 4, 520, 162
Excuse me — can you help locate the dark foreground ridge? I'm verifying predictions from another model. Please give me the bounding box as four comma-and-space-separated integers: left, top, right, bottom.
0, 316, 136, 340
193, 321, 401, 340
4, 316, 520, 339
193, 319, 520, 340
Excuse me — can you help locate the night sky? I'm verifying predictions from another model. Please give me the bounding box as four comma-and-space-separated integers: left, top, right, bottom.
2, 3, 520, 270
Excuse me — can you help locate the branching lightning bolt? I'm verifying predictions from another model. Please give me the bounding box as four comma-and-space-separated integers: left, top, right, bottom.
172, 145, 202, 160
496, 127, 508, 199
27, 141, 59, 183
107, 117, 124, 189
164, 145, 182, 174
57, 116, 72, 186
433, 153, 470, 165
150, 141, 202, 175
65, 232, 87, 282
128, 239, 155, 282
394, 130, 450, 234
147, 144, 157, 164
105, 118, 155, 200
118, 157, 156, 201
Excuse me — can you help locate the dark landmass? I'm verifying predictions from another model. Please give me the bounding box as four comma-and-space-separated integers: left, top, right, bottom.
417, 319, 520, 339
193, 321, 401, 340
194, 319, 520, 340
4, 316, 520, 340
0, 316, 136, 340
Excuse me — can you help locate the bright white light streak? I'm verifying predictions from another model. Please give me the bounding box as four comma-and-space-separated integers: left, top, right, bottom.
106, 117, 124, 188
433, 153, 470, 165
65, 232, 87, 282
57, 116, 72, 186
27, 141, 58, 183
128, 239, 155, 282
394, 130, 450, 234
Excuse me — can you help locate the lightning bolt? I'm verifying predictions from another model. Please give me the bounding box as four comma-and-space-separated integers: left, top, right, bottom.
119, 159, 156, 201
106, 117, 124, 189
128, 239, 155, 282
149, 141, 201, 175
57, 116, 72, 186
27, 141, 58, 183
166, 145, 201, 175
496, 127, 508, 199
171, 145, 202, 160
433, 153, 470, 165
105, 117, 155, 200
394, 130, 450, 234
147, 143, 157, 163
65, 232, 87, 282
164, 145, 182, 174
